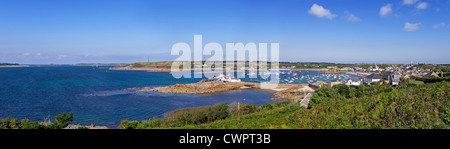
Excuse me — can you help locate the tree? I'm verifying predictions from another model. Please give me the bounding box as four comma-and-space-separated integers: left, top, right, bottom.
46, 113, 74, 129
310, 86, 344, 107
212, 103, 229, 121
117, 120, 139, 129
332, 84, 350, 98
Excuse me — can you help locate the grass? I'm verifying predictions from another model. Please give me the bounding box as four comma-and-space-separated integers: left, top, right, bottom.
409, 80, 424, 86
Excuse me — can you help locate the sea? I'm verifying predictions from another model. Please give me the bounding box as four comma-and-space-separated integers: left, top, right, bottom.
0, 65, 362, 128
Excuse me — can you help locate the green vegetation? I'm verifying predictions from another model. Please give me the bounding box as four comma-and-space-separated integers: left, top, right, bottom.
117, 101, 291, 129
118, 103, 234, 129
114, 61, 450, 72
287, 82, 448, 129
416, 64, 450, 72
0, 113, 74, 129
425, 76, 450, 83
408, 80, 424, 86
2, 80, 448, 129
130, 62, 174, 69
279, 62, 394, 69
120, 81, 449, 129
114, 61, 409, 70
116, 61, 280, 70
310, 83, 394, 107
77, 126, 89, 129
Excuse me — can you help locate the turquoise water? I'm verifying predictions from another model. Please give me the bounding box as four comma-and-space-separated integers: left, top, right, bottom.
0, 66, 278, 128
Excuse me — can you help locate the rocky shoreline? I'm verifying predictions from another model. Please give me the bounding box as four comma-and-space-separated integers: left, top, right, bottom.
148, 80, 315, 101
64, 124, 108, 129
150, 81, 244, 94
0, 65, 29, 67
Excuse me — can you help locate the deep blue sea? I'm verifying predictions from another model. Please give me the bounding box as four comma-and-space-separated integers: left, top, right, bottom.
0, 66, 362, 128
0, 66, 279, 128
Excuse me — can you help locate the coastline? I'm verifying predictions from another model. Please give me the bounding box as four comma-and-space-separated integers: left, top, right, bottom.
148, 80, 313, 100
109, 67, 329, 72
0, 65, 29, 67
64, 124, 108, 129
288, 68, 328, 71
324, 70, 371, 76
109, 67, 172, 72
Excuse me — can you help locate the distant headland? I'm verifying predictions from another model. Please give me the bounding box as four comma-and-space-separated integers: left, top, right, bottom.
0, 63, 29, 67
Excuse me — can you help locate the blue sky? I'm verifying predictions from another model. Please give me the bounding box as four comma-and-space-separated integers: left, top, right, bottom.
0, 0, 449, 64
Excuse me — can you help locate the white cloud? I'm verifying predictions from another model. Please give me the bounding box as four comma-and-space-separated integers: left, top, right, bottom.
404, 22, 422, 32
308, 3, 337, 20
416, 2, 428, 10
402, 0, 419, 5
379, 4, 393, 17
35, 53, 50, 59
433, 22, 446, 29
83, 54, 101, 58
57, 54, 68, 60
344, 11, 360, 22
16, 53, 50, 59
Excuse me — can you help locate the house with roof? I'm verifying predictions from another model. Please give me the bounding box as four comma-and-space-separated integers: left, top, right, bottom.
340, 67, 353, 71
327, 78, 343, 87
369, 64, 381, 72
391, 72, 401, 85
416, 71, 439, 81
384, 71, 402, 85
364, 73, 383, 83
384, 71, 401, 85
345, 77, 362, 86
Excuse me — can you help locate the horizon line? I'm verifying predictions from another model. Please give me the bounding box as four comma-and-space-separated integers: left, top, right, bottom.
9, 61, 450, 65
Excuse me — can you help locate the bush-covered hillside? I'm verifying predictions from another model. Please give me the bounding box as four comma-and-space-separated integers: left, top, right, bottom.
120, 81, 449, 129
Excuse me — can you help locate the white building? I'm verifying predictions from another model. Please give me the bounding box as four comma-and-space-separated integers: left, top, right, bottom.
364, 73, 383, 82
369, 64, 381, 72
221, 77, 241, 82
340, 67, 354, 71
346, 77, 362, 86
214, 74, 241, 82
384, 71, 401, 86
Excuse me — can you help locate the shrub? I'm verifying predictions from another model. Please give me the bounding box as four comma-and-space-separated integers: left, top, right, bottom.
0, 113, 73, 129
309, 86, 344, 107
77, 126, 89, 129
21, 121, 43, 129
118, 120, 140, 129
273, 101, 291, 108
332, 84, 350, 98
45, 113, 74, 129
212, 103, 229, 121
261, 103, 274, 110
0, 117, 20, 129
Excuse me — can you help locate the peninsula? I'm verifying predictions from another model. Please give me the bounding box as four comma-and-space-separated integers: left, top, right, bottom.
0, 63, 29, 67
